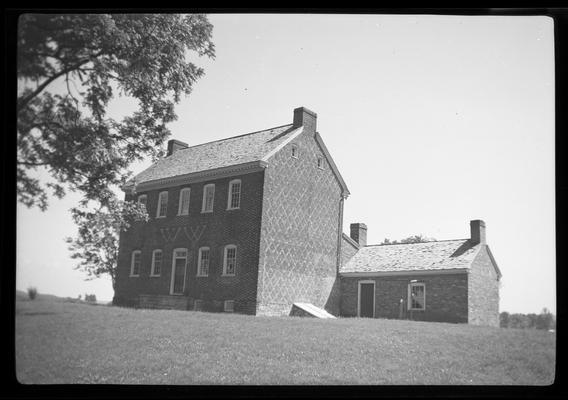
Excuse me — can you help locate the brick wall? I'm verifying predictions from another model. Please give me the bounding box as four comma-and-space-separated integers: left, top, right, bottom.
341, 234, 359, 267
468, 245, 500, 326
256, 129, 343, 316
340, 273, 469, 323
114, 171, 265, 315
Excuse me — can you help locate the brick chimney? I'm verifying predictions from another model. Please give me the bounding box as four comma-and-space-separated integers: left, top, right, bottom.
470, 219, 486, 244
293, 107, 317, 132
167, 139, 188, 157
350, 223, 367, 247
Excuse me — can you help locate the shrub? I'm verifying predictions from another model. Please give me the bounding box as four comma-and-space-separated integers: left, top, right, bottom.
85, 294, 97, 303
27, 287, 38, 300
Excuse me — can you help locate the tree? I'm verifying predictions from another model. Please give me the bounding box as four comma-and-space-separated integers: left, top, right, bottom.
381, 234, 436, 245
17, 14, 215, 210
500, 311, 510, 328
65, 193, 148, 293
536, 308, 555, 330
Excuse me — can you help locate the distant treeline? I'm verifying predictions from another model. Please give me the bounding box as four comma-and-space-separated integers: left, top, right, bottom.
500, 308, 555, 330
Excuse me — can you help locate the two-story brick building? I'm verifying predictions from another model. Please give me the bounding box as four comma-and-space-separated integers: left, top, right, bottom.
115, 107, 501, 326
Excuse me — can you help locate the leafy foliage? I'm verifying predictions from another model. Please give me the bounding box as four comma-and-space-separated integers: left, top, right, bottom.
500, 308, 556, 330
27, 287, 38, 300
17, 14, 215, 210
84, 294, 97, 303
381, 234, 436, 245
65, 194, 148, 291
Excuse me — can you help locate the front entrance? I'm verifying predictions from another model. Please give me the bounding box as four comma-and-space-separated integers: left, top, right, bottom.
170, 248, 188, 295
358, 281, 375, 318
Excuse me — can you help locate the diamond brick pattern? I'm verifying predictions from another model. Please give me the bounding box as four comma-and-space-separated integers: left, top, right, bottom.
257, 129, 343, 315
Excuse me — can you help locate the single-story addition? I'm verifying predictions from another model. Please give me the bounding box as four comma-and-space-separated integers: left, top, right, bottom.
339, 220, 502, 326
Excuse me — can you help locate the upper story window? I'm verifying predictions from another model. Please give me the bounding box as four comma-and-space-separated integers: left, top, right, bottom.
130, 250, 141, 277
223, 245, 237, 276
202, 184, 215, 213
178, 188, 191, 216
291, 144, 299, 159
156, 191, 168, 218
197, 247, 210, 277
151, 249, 162, 276
137, 194, 147, 210
317, 157, 324, 169
227, 179, 241, 210
408, 282, 426, 311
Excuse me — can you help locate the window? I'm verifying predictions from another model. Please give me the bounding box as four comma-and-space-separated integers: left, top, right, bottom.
156, 191, 168, 218
151, 250, 162, 276
227, 179, 241, 210
317, 157, 324, 169
194, 299, 203, 311
202, 184, 215, 213
197, 247, 210, 277
224, 300, 235, 312
178, 188, 191, 215
130, 250, 141, 277
137, 194, 147, 210
291, 144, 298, 158
223, 245, 237, 276
408, 282, 426, 310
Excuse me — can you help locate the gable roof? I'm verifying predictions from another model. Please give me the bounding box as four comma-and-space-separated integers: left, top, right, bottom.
123, 119, 350, 197
124, 124, 299, 189
340, 239, 481, 275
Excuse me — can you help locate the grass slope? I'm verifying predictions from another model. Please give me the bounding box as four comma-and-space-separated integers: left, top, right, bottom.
15, 297, 555, 385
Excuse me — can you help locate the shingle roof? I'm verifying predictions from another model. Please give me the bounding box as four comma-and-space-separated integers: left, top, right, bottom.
128, 124, 297, 185
340, 239, 480, 274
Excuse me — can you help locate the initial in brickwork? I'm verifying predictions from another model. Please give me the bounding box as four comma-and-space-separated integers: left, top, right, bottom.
160, 227, 180, 242
159, 225, 207, 247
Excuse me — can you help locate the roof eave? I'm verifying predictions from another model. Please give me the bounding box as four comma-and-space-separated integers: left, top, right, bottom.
121, 160, 267, 194
339, 268, 470, 278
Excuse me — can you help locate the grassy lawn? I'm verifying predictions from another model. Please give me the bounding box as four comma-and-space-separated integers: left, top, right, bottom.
15, 295, 555, 385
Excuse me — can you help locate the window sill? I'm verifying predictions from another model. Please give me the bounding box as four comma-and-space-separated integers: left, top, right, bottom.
201, 210, 213, 214
226, 207, 240, 211
196, 274, 208, 278
177, 213, 189, 217
221, 274, 236, 277
408, 308, 425, 311
149, 274, 161, 278
156, 215, 166, 219
129, 275, 140, 278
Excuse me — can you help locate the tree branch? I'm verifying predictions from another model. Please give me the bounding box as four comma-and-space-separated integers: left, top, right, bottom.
17, 51, 104, 113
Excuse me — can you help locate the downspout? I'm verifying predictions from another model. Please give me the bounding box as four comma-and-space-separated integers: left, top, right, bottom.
335, 195, 345, 315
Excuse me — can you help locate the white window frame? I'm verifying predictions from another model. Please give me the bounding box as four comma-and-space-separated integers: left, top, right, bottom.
178, 187, 191, 216
357, 280, 375, 318
291, 144, 298, 159
170, 248, 188, 295
150, 249, 162, 277
156, 191, 168, 218
197, 247, 210, 277
227, 179, 241, 210
408, 282, 426, 311
224, 300, 235, 312
201, 184, 215, 213
130, 250, 141, 277
222, 245, 237, 276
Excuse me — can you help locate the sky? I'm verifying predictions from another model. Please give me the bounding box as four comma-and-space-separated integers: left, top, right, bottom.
16, 14, 555, 314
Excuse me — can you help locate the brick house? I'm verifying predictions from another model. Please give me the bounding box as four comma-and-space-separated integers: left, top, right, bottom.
114, 107, 501, 325
340, 221, 502, 326
115, 107, 349, 316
